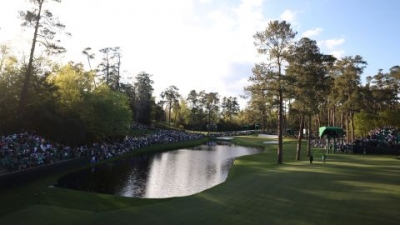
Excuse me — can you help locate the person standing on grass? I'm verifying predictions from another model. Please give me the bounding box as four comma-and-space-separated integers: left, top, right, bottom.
309, 154, 314, 164
322, 153, 326, 164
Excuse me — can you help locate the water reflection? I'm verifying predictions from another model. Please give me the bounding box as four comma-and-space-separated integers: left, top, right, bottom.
56, 143, 263, 198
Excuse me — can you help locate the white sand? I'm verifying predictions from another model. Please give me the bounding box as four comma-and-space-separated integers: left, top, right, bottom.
215, 137, 234, 140
263, 141, 279, 144
258, 134, 278, 139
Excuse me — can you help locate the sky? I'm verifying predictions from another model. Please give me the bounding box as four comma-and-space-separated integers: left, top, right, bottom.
0, 0, 399, 108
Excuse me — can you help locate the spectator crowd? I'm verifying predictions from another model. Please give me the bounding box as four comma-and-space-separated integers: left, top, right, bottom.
0, 126, 203, 175
353, 127, 400, 147
311, 127, 400, 153
3, 126, 398, 174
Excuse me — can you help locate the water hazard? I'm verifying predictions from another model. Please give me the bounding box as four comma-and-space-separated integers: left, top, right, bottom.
56, 142, 263, 198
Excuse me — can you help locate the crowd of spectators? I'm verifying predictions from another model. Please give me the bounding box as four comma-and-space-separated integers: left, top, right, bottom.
311, 127, 400, 153
311, 138, 354, 153
4, 125, 396, 174
0, 126, 203, 175
353, 127, 400, 147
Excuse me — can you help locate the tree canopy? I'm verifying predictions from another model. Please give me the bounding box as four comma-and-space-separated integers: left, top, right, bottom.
1, 2, 399, 150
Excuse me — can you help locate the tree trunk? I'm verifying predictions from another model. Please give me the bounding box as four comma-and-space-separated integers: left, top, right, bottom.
327, 108, 330, 126
261, 110, 266, 132
168, 101, 172, 125
307, 114, 312, 157
117, 53, 121, 91
288, 99, 291, 128
19, 1, 44, 122
277, 57, 284, 164
174, 110, 178, 126
350, 110, 355, 142
278, 88, 283, 164
86, 55, 97, 88
340, 111, 344, 128
296, 114, 304, 160
345, 114, 350, 143
333, 105, 336, 126
208, 110, 211, 135
106, 53, 110, 84
283, 99, 287, 132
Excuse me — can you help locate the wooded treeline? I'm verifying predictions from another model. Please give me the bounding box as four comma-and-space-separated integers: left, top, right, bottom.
248, 20, 400, 163
1, 1, 399, 153
0, 0, 243, 145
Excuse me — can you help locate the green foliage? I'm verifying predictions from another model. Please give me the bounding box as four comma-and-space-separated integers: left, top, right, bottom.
221, 96, 240, 123
175, 98, 190, 127
18, 0, 69, 124
377, 110, 400, 127
47, 63, 94, 112
365, 69, 398, 113
330, 55, 368, 141
26, 103, 86, 145
80, 85, 132, 139
0, 46, 22, 132
97, 47, 121, 90
133, 72, 154, 125
199, 91, 220, 132
286, 37, 336, 157
353, 110, 400, 139
253, 20, 297, 164
353, 111, 377, 138
1, 61, 133, 143
20, 0, 68, 55
161, 85, 181, 125
186, 90, 202, 128
286, 37, 335, 116
2, 0, 400, 146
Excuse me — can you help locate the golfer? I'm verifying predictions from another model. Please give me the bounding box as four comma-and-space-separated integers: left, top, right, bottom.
322, 153, 326, 164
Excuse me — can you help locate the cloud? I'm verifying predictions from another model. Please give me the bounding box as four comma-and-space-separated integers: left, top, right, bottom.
1, 0, 270, 108
320, 38, 345, 49
240, 0, 264, 7
280, 10, 296, 23
222, 62, 253, 99
330, 50, 345, 59
223, 63, 252, 109
302, 28, 323, 37
228, 77, 251, 109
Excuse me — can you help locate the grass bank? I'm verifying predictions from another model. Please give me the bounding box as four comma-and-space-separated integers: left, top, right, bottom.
0, 136, 399, 225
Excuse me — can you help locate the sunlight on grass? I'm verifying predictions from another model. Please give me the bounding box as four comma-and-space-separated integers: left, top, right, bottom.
327, 161, 379, 168
195, 193, 226, 205
298, 189, 360, 201
337, 180, 400, 195
279, 164, 354, 176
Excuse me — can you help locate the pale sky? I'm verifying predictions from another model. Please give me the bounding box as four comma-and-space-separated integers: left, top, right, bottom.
1, 0, 399, 108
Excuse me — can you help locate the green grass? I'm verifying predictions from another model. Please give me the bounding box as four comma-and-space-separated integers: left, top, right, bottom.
1, 137, 399, 225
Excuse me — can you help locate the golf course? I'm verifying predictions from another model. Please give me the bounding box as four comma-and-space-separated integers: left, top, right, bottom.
0, 136, 399, 225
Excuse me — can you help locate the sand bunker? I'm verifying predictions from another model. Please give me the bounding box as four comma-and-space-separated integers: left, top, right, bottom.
258, 134, 278, 139
215, 137, 234, 140
263, 141, 279, 144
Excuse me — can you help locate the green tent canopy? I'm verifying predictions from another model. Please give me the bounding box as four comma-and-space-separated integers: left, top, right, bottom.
319, 126, 344, 138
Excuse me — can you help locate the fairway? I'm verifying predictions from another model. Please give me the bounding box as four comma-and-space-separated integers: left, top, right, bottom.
0, 137, 399, 225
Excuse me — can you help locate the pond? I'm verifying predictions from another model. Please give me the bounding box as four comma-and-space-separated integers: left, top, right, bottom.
56, 142, 264, 198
